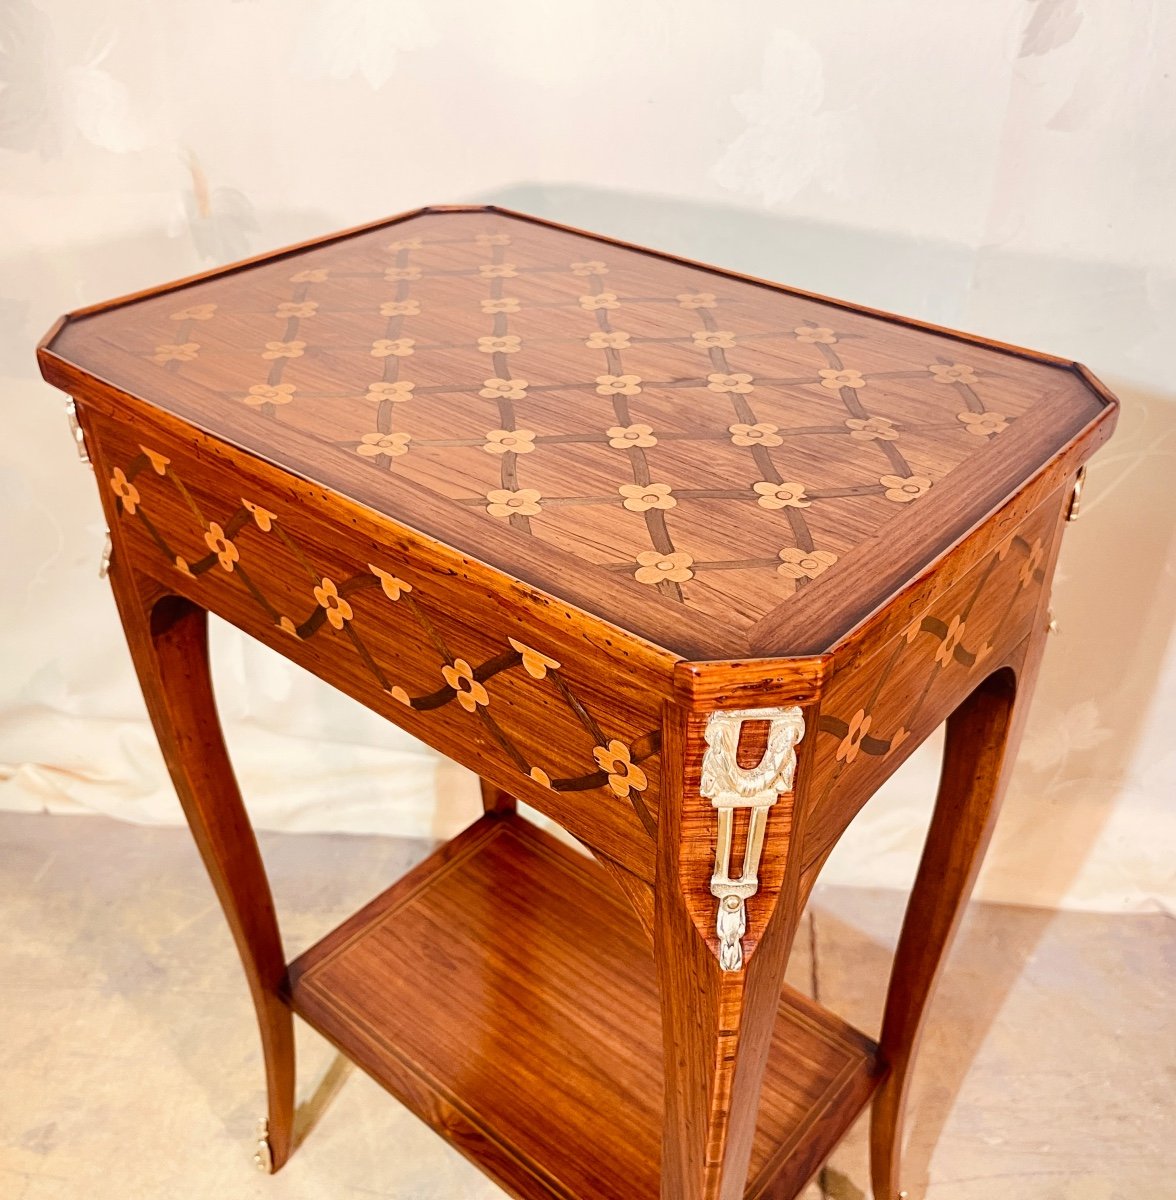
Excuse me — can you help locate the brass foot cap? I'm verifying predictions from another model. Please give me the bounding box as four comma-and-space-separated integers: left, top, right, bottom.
253, 1117, 273, 1174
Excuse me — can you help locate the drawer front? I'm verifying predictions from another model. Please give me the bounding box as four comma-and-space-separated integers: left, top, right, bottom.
802, 494, 1064, 878
89, 410, 666, 880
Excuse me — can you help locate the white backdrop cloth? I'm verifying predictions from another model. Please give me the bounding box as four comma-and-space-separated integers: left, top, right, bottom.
1, 0, 1173, 913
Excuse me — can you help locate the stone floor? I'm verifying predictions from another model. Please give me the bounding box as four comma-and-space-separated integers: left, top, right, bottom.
1, 811, 1171, 1199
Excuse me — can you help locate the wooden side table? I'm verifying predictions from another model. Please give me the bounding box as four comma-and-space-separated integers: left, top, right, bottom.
38, 207, 1116, 1200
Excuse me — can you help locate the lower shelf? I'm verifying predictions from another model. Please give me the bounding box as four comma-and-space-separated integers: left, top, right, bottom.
285, 814, 881, 1200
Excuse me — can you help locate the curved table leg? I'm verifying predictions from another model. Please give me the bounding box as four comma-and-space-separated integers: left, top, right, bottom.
870, 634, 1044, 1199
655, 706, 808, 1200
479, 777, 517, 815
108, 567, 296, 1171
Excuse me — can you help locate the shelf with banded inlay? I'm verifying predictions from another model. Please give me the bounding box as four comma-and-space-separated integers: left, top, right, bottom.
285, 813, 881, 1200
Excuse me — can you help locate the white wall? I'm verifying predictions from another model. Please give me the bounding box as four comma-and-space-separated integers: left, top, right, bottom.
2, 0, 1173, 912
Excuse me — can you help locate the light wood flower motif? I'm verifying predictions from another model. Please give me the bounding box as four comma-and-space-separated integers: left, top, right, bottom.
794, 325, 836, 344
607, 423, 657, 448
290, 268, 328, 283
480, 377, 529, 400
170, 303, 217, 321
570, 261, 607, 276
380, 299, 421, 317
957, 411, 1009, 436
478, 263, 518, 279
371, 338, 415, 358
1019, 539, 1044, 589
441, 659, 490, 713
508, 638, 561, 678
278, 615, 299, 637
174, 557, 194, 577
141, 447, 170, 476
244, 383, 296, 406
836, 709, 872, 764
593, 740, 648, 797
476, 232, 512, 247
109, 468, 140, 514
366, 381, 415, 403
486, 488, 542, 518
819, 368, 866, 390
595, 373, 642, 396
313, 577, 352, 629
368, 565, 412, 600
262, 340, 305, 359
385, 266, 422, 281
478, 335, 522, 354
929, 363, 978, 385
387, 685, 412, 705
585, 330, 632, 350
483, 429, 536, 455
707, 372, 754, 394
935, 615, 967, 667
677, 293, 716, 309
153, 342, 199, 364
619, 482, 676, 512
580, 293, 620, 310
692, 330, 736, 349
242, 500, 275, 532
777, 547, 837, 580
387, 237, 423, 251
276, 301, 317, 318
730, 422, 782, 447
634, 550, 694, 584
753, 481, 810, 509
846, 416, 898, 442
880, 474, 933, 503
356, 431, 411, 458
481, 297, 520, 314
529, 767, 552, 788
203, 523, 239, 572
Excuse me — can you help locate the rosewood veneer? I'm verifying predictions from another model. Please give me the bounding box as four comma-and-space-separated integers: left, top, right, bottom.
38, 205, 1117, 1200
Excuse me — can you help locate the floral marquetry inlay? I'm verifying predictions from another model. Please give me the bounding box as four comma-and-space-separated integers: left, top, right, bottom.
51, 207, 1107, 648
812, 501, 1061, 803
104, 442, 662, 835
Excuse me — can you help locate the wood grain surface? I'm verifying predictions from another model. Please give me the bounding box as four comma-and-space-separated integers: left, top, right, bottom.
87, 409, 666, 882
40, 204, 1113, 659
287, 814, 880, 1200
800, 492, 1066, 896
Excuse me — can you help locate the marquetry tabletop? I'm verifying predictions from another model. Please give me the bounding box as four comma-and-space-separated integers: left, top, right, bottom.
44, 207, 1105, 659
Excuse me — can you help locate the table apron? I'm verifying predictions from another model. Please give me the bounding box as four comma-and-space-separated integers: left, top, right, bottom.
800, 488, 1067, 882
88, 410, 667, 882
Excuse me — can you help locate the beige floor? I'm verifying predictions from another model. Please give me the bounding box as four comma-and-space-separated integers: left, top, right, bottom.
1, 812, 1170, 1200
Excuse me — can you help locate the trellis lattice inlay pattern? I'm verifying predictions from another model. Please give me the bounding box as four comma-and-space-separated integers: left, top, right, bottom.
807, 498, 1061, 826
108, 443, 661, 834
51, 206, 1104, 643
819, 531, 1045, 762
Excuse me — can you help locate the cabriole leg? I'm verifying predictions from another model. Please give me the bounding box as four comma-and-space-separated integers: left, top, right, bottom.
655, 704, 809, 1200
478, 777, 517, 815
870, 634, 1044, 1199
107, 565, 296, 1171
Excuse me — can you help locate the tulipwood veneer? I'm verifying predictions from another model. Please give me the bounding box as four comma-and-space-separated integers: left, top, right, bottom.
285, 813, 879, 1200
38, 205, 1117, 1199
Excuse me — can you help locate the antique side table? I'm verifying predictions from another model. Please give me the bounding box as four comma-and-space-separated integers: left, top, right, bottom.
38, 207, 1116, 1200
